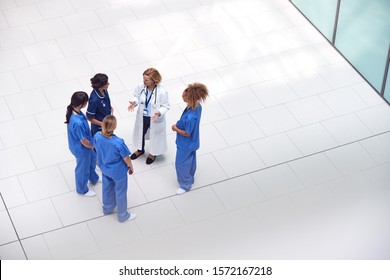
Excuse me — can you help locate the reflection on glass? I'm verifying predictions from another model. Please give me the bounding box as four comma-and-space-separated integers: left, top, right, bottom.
292, 0, 338, 41
336, 0, 390, 92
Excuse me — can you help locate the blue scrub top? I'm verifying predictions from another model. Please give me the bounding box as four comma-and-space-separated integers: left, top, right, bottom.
67, 111, 92, 158
93, 133, 131, 180
86, 89, 112, 132
175, 104, 202, 152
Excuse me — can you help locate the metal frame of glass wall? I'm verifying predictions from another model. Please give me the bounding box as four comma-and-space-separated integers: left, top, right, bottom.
290, 0, 390, 105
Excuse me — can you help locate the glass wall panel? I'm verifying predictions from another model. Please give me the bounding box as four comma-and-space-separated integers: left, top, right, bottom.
384, 70, 390, 103
292, 0, 338, 41
335, 0, 390, 92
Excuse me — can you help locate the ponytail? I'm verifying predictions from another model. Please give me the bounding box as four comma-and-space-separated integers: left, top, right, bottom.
64, 91, 89, 124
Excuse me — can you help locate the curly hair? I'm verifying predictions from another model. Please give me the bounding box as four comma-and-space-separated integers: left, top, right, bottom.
184, 83, 209, 109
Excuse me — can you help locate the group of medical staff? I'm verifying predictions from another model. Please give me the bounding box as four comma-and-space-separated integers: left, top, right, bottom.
66, 68, 209, 223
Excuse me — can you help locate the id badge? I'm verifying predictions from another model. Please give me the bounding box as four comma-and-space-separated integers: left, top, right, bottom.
143, 108, 148, 116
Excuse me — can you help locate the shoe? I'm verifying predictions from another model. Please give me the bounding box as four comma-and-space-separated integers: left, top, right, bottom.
146, 155, 156, 165
124, 212, 137, 222
90, 178, 102, 186
130, 150, 144, 160
176, 188, 187, 195
84, 189, 96, 197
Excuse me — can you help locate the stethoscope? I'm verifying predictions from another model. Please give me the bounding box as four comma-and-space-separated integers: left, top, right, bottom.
140, 85, 158, 108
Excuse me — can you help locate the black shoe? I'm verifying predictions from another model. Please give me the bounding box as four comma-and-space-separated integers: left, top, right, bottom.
130, 150, 144, 160
146, 155, 156, 165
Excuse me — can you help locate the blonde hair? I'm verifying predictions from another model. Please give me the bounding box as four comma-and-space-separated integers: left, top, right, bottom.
101, 115, 117, 137
184, 83, 209, 109
143, 68, 162, 84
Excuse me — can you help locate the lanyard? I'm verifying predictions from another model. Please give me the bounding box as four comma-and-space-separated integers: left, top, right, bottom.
144, 86, 156, 108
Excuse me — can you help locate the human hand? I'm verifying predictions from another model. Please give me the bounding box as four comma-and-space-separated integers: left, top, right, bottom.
128, 101, 136, 112
151, 111, 161, 121
171, 124, 177, 132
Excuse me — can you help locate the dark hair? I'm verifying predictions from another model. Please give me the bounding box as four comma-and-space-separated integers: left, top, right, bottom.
90, 73, 108, 90
65, 91, 89, 124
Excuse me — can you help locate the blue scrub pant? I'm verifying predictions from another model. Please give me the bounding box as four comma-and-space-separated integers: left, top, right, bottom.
175, 149, 197, 191
75, 149, 99, 194
102, 174, 130, 222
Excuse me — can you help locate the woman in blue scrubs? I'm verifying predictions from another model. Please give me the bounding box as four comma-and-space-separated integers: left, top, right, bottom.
171, 83, 209, 195
93, 115, 136, 223
65, 91, 99, 197
86, 73, 113, 135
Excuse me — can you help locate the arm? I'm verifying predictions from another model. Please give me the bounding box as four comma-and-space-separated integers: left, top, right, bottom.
171, 124, 190, 137
128, 84, 142, 112
123, 156, 134, 175
80, 139, 94, 149
151, 87, 170, 121
87, 116, 103, 127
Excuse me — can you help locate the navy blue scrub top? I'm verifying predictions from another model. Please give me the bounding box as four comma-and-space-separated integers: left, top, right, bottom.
86, 89, 112, 135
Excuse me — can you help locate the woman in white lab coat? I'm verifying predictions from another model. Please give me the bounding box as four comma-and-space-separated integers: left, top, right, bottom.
128, 68, 170, 164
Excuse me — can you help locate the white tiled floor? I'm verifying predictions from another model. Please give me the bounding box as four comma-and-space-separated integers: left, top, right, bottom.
0, 0, 389, 260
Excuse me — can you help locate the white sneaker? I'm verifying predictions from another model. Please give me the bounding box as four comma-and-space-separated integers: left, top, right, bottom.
84, 189, 96, 197
125, 212, 137, 222
176, 188, 187, 195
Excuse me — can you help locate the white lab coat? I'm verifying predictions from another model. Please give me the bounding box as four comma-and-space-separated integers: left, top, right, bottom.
132, 83, 170, 155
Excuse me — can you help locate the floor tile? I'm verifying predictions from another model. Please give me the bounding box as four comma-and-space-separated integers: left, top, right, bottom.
212, 175, 266, 211
191, 153, 228, 189
36, 0, 76, 19
43, 223, 99, 259
287, 123, 338, 155
218, 17, 261, 40
18, 166, 69, 202
123, 18, 166, 41
319, 87, 367, 116
0, 210, 17, 245
321, 113, 373, 145
251, 164, 304, 199
0, 49, 29, 72
30, 18, 70, 41
197, 96, 229, 124
317, 62, 365, 89
14, 64, 57, 91
21, 40, 63, 65
215, 87, 264, 117
0, 177, 28, 208
355, 104, 390, 134
360, 132, 390, 164
0, 146, 36, 179
0, 116, 43, 148
288, 153, 341, 187
281, 24, 325, 47
285, 95, 335, 125
214, 114, 265, 146
132, 199, 184, 237
119, 40, 164, 65
284, 70, 331, 98
128, 0, 169, 19
0, 26, 36, 49
251, 54, 297, 81
213, 143, 266, 178
50, 56, 93, 82
325, 142, 377, 175
198, 123, 229, 155
249, 78, 297, 107
35, 108, 68, 137
188, 24, 230, 48
181, 70, 229, 96
81, 246, 129, 260
9, 199, 63, 239
188, 4, 230, 25
171, 187, 226, 223
0, 72, 21, 97
351, 82, 384, 107
251, 9, 292, 32
63, 11, 104, 33
134, 164, 177, 201
250, 133, 303, 166
6, 89, 51, 119
87, 215, 142, 250
27, 134, 74, 169
95, 4, 136, 26
217, 62, 263, 89
283, 45, 329, 72
22, 235, 52, 260
153, 32, 197, 57
0, 242, 26, 260
218, 38, 263, 64
185, 47, 229, 72
251, 105, 301, 136
252, 31, 295, 56
157, 10, 198, 33
56, 32, 99, 57
152, 54, 196, 80
85, 47, 129, 72
51, 191, 102, 226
